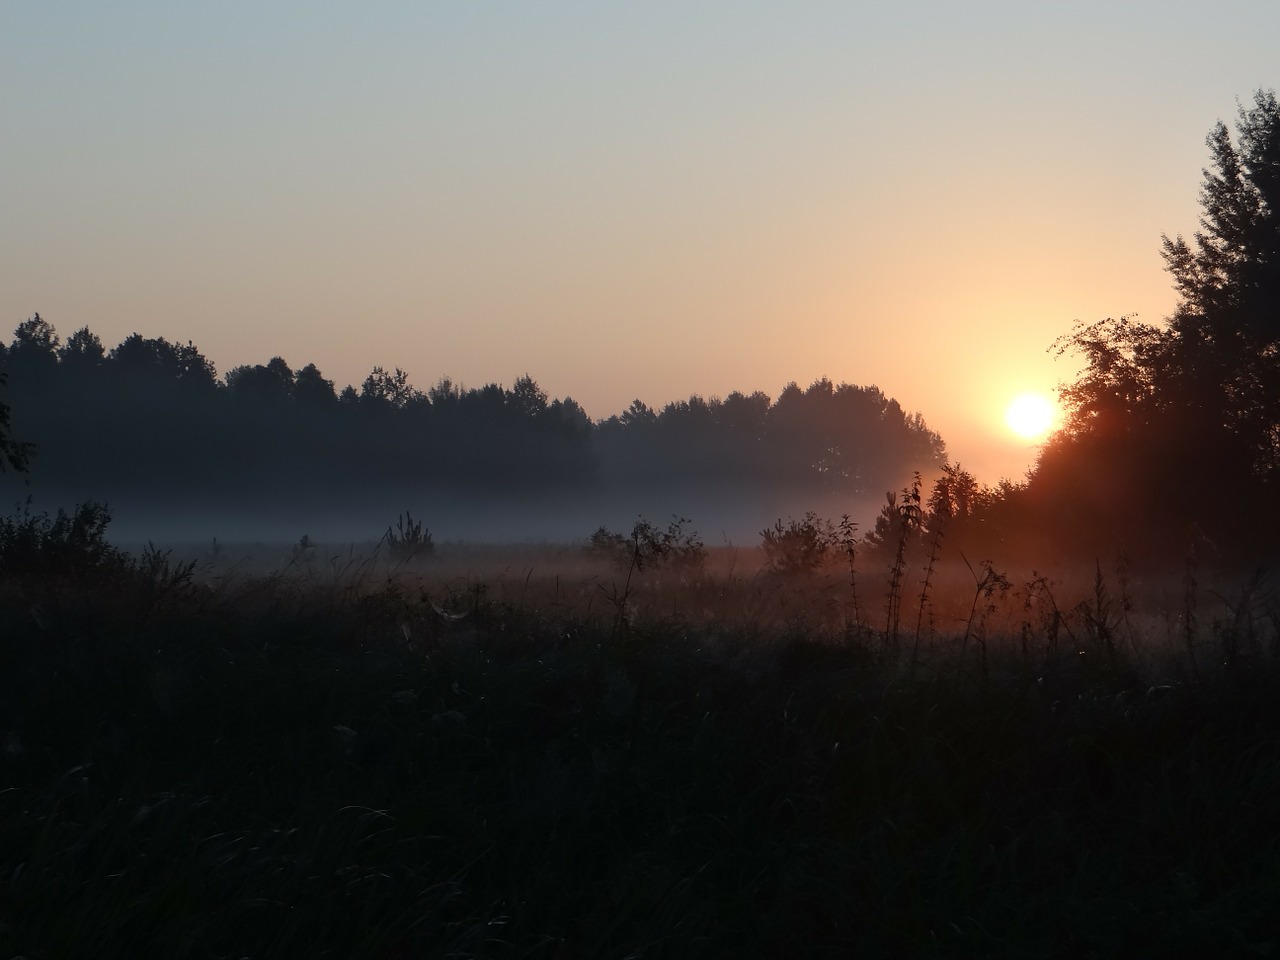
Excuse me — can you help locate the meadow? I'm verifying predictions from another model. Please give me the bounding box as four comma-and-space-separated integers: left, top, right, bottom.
2, 509, 1278, 958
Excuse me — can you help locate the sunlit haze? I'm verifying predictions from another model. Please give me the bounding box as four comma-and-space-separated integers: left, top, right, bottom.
1005, 393, 1058, 441
4, 3, 1277, 485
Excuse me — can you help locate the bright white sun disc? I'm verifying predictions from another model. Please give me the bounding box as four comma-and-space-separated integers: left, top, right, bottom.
1005, 393, 1056, 439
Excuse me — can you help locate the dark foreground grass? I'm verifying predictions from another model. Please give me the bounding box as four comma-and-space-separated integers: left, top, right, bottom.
2, 558, 1279, 959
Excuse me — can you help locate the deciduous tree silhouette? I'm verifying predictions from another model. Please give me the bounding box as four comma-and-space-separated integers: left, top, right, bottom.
1032, 90, 1280, 558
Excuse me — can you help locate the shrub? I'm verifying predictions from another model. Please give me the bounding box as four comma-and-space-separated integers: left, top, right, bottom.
382, 512, 434, 562
0, 500, 125, 579
588, 515, 707, 574
760, 511, 839, 574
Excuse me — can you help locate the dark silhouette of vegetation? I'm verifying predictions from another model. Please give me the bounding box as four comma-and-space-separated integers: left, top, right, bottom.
1044, 91, 1280, 557
0, 322, 35, 474
0, 500, 120, 579
0, 319, 944, 538
0, 369, 31, 474
596, 378, 945, 509
759, 511, 840, 574
921, 90, 1280, 566
588, 514, 708, 574
382, 511, 434, 562
3, 498, 1280, 957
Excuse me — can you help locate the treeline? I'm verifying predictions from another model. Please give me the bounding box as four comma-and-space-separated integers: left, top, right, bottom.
0, 317, 945, 525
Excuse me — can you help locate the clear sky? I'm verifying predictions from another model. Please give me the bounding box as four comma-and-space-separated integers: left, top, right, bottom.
4, 2, 1277, 484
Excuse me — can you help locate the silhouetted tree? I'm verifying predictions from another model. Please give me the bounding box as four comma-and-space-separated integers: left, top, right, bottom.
547, 396, 591, 433
618, 399, 657, 429
11, 314, 59, 355
926, 462, 980, 529
1160, 89, 1280, 480
58, 327, 106, 374
1026, 90, 1280, 558
510, 374, 549, 419
427, 377, 461, 409
227, 357, 294, 403
108, 334, 217, 392
360, 366, 415, 408
1163, 90, 1280, 345
8, 314, 60, 383
294, 363, 337, 407
716, 390, 770, 439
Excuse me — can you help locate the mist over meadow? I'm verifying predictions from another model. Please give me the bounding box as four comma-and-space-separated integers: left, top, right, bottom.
0, 321, 942, 546
6, 84, 1280, 960
6, 71, 1280, 566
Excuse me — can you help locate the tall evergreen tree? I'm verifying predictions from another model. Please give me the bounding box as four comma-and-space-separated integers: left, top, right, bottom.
1160, 89, 1280, 476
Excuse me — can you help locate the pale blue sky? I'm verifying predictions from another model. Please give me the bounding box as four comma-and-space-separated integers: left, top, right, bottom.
3, 2, 1277, 482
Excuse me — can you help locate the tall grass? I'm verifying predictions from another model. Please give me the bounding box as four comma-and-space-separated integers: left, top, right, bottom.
2, 525, 1278, 958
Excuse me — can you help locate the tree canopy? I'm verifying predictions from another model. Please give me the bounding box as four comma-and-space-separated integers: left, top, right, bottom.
1017, 90, 1280, 559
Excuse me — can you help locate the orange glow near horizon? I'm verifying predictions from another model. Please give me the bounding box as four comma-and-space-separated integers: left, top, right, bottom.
5, 5, 1272, 490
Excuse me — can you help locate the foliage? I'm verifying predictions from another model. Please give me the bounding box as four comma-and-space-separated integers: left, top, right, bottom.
0, 501, 195, 628
226, 357, 295, 403
925, 462, 981, 527
1012, 90, 1280, 558
957, 557, 1013, 683
0, 500, 124, 578
360, 365, 416, 408
382, 511, 434, 562
589, 515, 707, 574
864, 472, 924, 553
878, 474, 925, 649
0, 371, 32, 473
759, 511, 840, 573
1162, 89, 1280, 347
1, 314, 945, 527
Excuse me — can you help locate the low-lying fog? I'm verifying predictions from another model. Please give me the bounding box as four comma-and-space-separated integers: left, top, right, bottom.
2, 480, 886, 554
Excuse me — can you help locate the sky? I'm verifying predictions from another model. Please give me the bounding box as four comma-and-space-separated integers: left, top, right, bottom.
4, 2, 1278, 485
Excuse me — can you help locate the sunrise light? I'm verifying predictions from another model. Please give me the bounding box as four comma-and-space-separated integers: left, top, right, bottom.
1004, 392, 1057, 440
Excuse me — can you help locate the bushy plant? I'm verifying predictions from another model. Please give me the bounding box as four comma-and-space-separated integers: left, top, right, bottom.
0, 500, 124, 578
382, 512, 434, 562
759, 511, 840, 574
633, 515, 706, 573
588, 515, 707, 574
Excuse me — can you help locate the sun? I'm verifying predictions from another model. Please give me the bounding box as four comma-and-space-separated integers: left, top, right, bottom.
1004, 392, 1057, 440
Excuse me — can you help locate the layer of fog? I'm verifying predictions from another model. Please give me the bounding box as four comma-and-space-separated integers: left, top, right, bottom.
0, 478, 886, 554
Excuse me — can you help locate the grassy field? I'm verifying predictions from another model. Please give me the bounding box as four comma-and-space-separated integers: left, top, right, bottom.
2, 532, 1278, 958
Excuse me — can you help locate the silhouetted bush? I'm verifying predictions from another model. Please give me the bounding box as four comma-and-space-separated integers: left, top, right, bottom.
0, 500, 124, 578
382, 512, 434, 562
759, 512, 840, 574
588, 515, 707, 574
